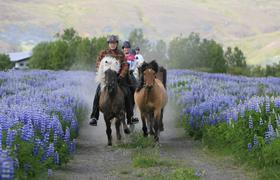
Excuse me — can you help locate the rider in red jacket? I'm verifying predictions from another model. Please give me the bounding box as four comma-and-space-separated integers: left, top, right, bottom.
89, 36, 138, 126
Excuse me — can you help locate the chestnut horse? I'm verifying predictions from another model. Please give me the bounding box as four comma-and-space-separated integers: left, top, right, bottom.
99, 69, 130, 146
134, 60, 168, 141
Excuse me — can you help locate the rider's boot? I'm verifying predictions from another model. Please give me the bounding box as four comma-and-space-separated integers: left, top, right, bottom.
89, 84, 101, 126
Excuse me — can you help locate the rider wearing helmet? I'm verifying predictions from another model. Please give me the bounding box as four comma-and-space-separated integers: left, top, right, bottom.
121, 41, 139, 124
89, 35, 137, 126
89, 35, 125, 126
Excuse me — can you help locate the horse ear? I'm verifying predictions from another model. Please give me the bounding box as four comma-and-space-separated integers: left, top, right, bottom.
150, 60, 158, 73
140, 62, 148, 72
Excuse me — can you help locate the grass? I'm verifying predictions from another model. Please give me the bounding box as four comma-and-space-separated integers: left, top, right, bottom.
115, 130, 200, 179
132, 148, 176, 168
117, 131, 156, 149
152, 168, 200, 180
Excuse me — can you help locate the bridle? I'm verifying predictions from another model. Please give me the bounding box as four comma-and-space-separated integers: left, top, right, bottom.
143, 68, 156, 89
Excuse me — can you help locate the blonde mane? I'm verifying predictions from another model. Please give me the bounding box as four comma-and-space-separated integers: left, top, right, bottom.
96, 56, 120, 89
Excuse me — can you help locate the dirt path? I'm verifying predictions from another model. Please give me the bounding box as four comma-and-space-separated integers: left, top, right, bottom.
53, 80, 248, 180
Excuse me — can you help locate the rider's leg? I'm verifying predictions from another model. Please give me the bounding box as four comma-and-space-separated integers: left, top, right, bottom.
129, 73, 139, 124
124, 87, 134, 125
89, 84, 101, 126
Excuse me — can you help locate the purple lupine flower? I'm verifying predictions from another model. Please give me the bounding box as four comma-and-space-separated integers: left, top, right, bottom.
64, 127, 71, 145
248, 116, 253, 129
69, 139, 77, 154
21, 119, 34, 141
253, 134, 258, 147
48, 169, 53, 177
248, 143, 252, 151
195, 170, 202, 177
265, 100, 270, 113
70, 119, 78, 134
0, 158, 14, 180
33, 138, 42, 156
47, 143, 55, 158
6, 129, 16, 149
0, 125, 2, 150
54, 151, 60, 165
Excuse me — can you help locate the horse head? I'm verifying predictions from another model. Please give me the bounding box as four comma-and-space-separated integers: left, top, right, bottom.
141, 60, 159, 89
104, 69, 118, 96
96, 56, 120, 90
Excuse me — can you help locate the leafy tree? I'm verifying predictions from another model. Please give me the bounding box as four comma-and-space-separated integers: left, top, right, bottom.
29, 42, 52, 69
0, 54, 13, 71
225, 47, 246, 68
145, 40, 168, 66
128, 28, 150, 55
168, 32, 226, 72
56, 28, 80, 42
30, 28, 108, 70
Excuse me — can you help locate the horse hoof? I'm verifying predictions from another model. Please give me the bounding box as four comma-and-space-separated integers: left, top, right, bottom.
124, 128, 130, 134
143, 133, 148, 137
108, 142, 112, 146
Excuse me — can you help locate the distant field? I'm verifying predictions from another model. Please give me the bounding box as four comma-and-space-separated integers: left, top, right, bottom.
0, 0, 280, 65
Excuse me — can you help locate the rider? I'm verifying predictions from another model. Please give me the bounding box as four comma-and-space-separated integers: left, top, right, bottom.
89, 35, 138, 126
135, 46, 145, 67
122, 41, 139, 124
133, 46, 145, 80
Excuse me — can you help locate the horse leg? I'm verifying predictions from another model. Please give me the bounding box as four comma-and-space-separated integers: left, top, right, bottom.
120, 112, 130, 134
105, 117, 112, 146
115, 118, 121, 141
159, 108, 164, 132
141, 113, 148, 137
154, 110, 162, 142
148, 113, 155, 136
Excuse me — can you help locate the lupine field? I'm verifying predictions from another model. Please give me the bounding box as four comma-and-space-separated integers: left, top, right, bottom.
168, 70, 280, 177
1, 69, 280, 179
0, 70, 93, 179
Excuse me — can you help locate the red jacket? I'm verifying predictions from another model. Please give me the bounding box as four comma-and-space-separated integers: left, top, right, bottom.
96, 49, 128, 78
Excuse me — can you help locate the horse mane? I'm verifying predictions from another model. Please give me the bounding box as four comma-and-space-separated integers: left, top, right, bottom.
158, 66, 167, 89
136, 60, 160, 92
96, 56, 120, 90
140, 60, 159, 74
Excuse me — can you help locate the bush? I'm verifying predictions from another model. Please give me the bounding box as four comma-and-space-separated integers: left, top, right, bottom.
0, 54, 13, 71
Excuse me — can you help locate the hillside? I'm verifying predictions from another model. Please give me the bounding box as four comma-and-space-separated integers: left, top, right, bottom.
1, 0, 280, 65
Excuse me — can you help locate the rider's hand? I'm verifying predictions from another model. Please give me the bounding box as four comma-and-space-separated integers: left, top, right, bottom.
118, 76, 125, 85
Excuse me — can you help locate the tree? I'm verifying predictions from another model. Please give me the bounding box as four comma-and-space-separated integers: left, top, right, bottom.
56, 27, 80, 43
128, 28, 150, 55
224, 46, 247, 75
145, 40, 168, 66
29, 42, 52, 69
225, 47, 246, 68
0, 54, 13, 71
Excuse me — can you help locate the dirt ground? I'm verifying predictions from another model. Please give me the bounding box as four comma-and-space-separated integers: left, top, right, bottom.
52, 100, 249, 180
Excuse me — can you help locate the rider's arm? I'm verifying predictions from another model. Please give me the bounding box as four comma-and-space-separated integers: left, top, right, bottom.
96, 50, 106, 70
119, 53, 129, 78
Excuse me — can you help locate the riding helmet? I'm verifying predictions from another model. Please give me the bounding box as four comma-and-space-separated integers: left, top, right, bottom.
122, 41, 131, 49
107, 35, 119, 43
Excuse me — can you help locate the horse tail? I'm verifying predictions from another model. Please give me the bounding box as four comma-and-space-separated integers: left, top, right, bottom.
159, 66, 167, 89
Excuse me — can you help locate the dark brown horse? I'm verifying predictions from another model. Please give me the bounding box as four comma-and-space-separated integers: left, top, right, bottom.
99, 69, 130, 145
134, 60, 168, 141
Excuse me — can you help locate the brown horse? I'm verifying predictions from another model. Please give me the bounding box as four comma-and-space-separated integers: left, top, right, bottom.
99, 69, 130, 146
134, 60, 168, 141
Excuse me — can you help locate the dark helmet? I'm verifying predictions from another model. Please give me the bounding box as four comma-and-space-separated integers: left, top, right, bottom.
122, 41, 131, 49
135, 46, 140, 51
130, 49, 136, 55
107, 35, 119, 43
